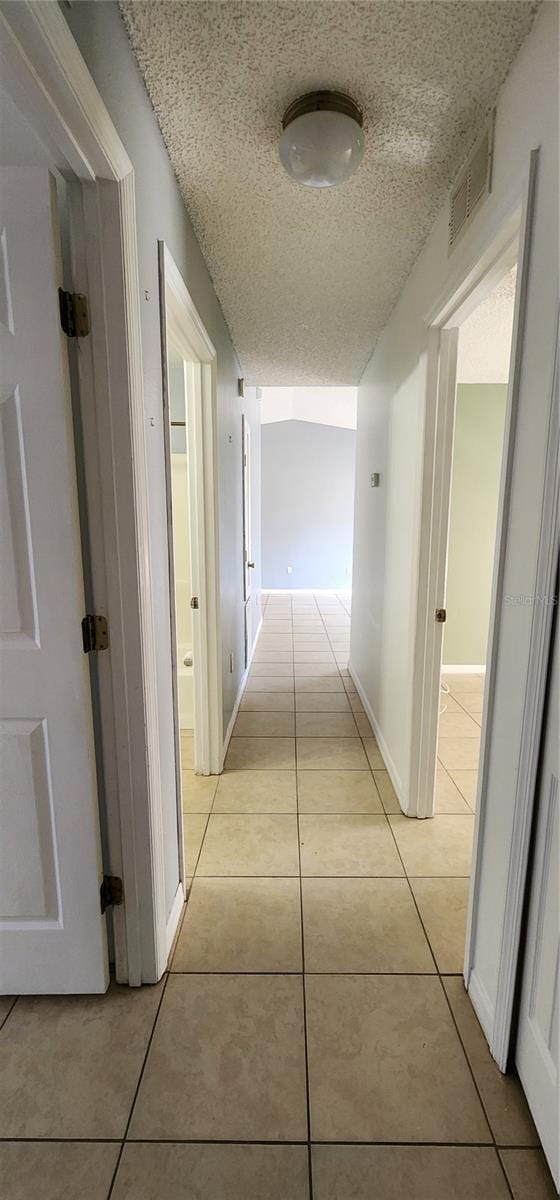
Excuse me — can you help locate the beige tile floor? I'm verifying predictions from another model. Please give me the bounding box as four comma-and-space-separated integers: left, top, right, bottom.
437, 670, 484, 812
0, 595, 554, 1199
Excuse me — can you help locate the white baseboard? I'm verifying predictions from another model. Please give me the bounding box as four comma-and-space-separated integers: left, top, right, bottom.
164, 880, 185, 965
348, 662, 406, 814
467, 968, 495, 1052
221, 615, 263, 767
442, 664, 486, 674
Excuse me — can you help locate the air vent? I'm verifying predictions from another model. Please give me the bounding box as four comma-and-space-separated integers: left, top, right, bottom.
449, 115, 494, 252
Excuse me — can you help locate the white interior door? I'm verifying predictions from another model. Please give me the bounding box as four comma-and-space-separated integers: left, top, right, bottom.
242, 415, 254, 667
0, 166, 109, 993
515, 592, 559, 1185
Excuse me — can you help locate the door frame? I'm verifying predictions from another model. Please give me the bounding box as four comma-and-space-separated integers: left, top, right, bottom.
410, 149, 560, 1065
241, 414, 253, 669
514, 562, 559, 1186
0, 1, 170, 984
158, 240, 223, 790
410, 203, 524, 823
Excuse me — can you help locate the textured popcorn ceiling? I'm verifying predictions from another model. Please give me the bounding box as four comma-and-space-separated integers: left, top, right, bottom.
120, 1, 536, 384
457, 267, 517, 384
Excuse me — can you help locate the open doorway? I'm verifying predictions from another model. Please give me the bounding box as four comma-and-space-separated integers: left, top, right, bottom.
260, 387, 356, 597
158, 243, 223, 897
407, 238, 523, 986
167, 340, 196, 761
242, 414, 255, 669
436, 266, 517, 816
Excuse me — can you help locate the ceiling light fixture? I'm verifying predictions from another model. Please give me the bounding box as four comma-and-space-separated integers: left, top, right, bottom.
279, 91, 364, 189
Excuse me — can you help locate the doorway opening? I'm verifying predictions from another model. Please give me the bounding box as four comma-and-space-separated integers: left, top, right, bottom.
259, 387, 357, 597
158, 243, 223, 894
436, 265, 517, 817
242, 414, 255, 670
167, 339, 196, 759
407, 256, 520, 991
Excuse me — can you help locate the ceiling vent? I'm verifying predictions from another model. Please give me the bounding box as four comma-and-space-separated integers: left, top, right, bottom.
449, 114, 494, 252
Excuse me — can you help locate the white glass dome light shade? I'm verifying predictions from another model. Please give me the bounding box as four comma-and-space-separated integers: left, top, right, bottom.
279, 91, 364, 189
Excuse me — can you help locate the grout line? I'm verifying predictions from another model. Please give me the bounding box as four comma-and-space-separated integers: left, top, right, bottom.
182, 752, 224, 891
106, 972, 171, 1199
184, 809, 212, 881
0, 996, 19, 1032
0, 1135, 541, 1149
167, 969, 448, 976
357, 681, 512, 1190
0, 1137, 127, 1144
437, 761, 477, 813
375, 790, 441, 975
288, 601, 315, 1200
440, 982, 517, 1200
182, 873, 471, 879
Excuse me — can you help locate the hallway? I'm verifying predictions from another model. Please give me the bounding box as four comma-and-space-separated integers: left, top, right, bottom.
0, 591, 553, 1198
0, 0, 558, 1191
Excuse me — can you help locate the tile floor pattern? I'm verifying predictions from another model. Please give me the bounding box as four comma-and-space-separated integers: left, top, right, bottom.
0, 594, 555, 1199
437, 669, 484, 813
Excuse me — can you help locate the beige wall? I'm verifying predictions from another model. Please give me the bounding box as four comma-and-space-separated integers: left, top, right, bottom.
443, 385, 508, 666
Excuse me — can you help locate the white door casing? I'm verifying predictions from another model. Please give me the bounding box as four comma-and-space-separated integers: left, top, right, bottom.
408, 155, 560, 1072
159, 241, 223, 780
514, 576, 559, 1186
0, 167, 108, 993
242, 415, 254, 668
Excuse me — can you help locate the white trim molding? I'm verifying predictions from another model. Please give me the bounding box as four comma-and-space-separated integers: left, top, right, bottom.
158, 241, 223, 783
410, 159, 537, 826
165, 881, 186, 966
222, 615, 263, 765
349, 663, 405, 810
463, 153, 540, 1044
491, 306, 559, 1069
407, 149, 559, 1070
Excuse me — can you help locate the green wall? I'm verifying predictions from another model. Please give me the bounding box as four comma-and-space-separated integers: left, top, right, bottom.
443, 384, 508, 666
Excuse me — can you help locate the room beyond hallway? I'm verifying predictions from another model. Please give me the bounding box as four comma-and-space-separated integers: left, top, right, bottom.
437, 671, 484, 813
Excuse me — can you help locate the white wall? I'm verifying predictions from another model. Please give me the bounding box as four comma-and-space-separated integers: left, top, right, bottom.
262, 420, 356, 590
443, 385, 508, 667
64, 2, 261, 926
261, 387, 357, 429
351, 2, 558, 1037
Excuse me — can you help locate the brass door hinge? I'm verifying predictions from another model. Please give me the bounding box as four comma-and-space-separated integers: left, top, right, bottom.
59, 288, 90, 338
81, 614, 109, 653
190, 596, 199, 609
100, 875, 123, 914
435, 608, 447, 623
